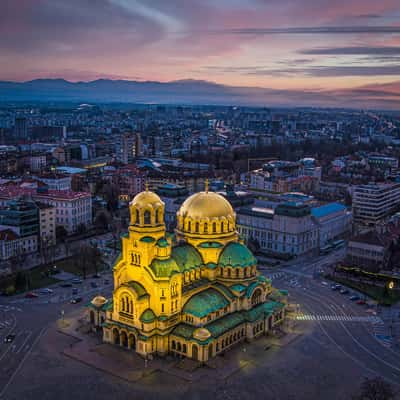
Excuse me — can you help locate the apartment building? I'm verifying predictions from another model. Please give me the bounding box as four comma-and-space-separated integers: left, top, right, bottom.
352, 183, 400, 226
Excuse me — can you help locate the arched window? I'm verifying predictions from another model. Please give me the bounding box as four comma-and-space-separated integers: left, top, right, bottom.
195, 222, 200, 233
182, 344, 187, 353
172, 340, 176, 350
177, 342, 182, 352
213, 222, 217, 233
220, 222, 224, 232
135, 209, 140, 224
144, 210, 151, 225
227, 268, 231, 278
204, 223, 208, 233
251, 288, 262, 306
155, 209, 159, 224
188, 221, 191, 231
236, 269, 240, 278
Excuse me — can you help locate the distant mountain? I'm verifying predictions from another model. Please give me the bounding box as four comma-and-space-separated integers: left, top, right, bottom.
0, 78, 399, 109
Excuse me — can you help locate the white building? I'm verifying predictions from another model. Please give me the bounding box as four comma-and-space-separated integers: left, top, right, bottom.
0, 186, 92, 234
237, 201, 352, 256
311, 203, 352, 247
352, 183, 400, 226
0, 229, 38, 261
237, 202, 319, 256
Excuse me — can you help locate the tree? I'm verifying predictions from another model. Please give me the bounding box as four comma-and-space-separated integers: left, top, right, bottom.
352, 377, 395, 400
74, 243, 104, 279
95, 210, 110, 231
56, 226, 68, 242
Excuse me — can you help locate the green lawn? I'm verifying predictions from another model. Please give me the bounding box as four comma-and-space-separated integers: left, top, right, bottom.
328, 275, 400, 305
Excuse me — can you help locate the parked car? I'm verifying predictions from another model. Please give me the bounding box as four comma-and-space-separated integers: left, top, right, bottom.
340, 288, 349, 294
356, 299, 366, 305
92, 274, 101, 279
90, 282, 98, 288
350, 295, 360, 301
39, 288, 53, 295
70, 297, 83, 304
321, 281, 328, 286
72, 288, 78, 295
59, 283, 72, 288
331, 285, 338, 291
72, 278, 82, 284
4, 334, 15, 343
25, 292, 38, 298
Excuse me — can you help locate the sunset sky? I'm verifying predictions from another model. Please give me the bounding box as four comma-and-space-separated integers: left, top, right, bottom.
2, 0, 400, 93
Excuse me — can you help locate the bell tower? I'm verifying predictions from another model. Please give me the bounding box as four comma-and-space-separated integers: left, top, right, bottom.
124, 187, 166, 268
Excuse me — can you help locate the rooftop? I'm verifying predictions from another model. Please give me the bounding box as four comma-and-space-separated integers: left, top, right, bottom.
311, 203, 347, 218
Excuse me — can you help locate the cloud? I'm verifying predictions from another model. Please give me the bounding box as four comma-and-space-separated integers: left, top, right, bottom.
247, 65, 400, 77
215, 26, 400, 35
299, 46, 400, 55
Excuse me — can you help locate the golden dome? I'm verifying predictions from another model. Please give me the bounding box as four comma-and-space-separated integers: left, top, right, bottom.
130, 190, 163, 209
178, 191, 234, 220
91, 296, 107, 308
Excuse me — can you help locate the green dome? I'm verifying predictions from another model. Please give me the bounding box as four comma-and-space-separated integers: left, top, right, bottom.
140, 308, 156, 323
149, 257, 180, 278
219, 242, 256, 267
156, 237, 169, 248
171, 244, 203, 271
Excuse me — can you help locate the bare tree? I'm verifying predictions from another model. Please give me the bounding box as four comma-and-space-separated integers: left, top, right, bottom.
352, 377, 396, 400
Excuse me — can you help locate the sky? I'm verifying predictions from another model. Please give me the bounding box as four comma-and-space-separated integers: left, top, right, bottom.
1, 0, 400, 98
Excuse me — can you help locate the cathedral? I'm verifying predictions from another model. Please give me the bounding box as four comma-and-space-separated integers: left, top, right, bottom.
88, 185, 287, 362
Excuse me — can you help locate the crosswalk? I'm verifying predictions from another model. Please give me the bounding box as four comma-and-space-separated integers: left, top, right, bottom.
372, 320, 393, 347
266, 272, 286, 281
293, 314, 383, 323
0, 320, 12, 329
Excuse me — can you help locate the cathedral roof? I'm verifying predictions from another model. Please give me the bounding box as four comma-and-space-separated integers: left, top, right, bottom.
149, 257, 180, 278
124, 281, 149, 299
139, 308, 156, 323
171, 244, 203, 271
219, 242, 256, 267
178, 190, 235, 220
183, 288, 229, 318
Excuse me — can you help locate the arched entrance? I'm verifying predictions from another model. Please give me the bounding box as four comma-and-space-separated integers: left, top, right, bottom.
251, 288, 262, 306
192, 344, 199, 361
120, 331, 128, 347
128, 334, 136, 350
112, 328, 120, 345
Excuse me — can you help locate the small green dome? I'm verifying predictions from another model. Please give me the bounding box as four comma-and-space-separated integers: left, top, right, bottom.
140, 308, 156, 323
150, 257, 180, 278
219, 242, 256, 267
156, 237, 169, 248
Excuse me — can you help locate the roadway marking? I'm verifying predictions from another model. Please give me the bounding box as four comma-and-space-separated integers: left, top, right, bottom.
294, 314, 383, 323
0, 327, 47, 399
16, 331, 32, 354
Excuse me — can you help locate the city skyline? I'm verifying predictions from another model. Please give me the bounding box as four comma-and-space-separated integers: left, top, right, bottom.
2, 0, 400, 107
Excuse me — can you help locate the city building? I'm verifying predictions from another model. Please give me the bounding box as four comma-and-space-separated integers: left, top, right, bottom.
311, 203, 352, 247
352, 183, 400, 227
346, 231, 391, 272
14, 116, 28, 139
0, 185, 92, 234
116, 132, 142, 164
0, 229, 37, 261
37, 203, 56, 246
87, 187, 287, 362
237, 202, 319, 257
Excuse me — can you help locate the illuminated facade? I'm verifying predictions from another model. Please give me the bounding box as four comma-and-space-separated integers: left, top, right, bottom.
88, 184, 287, 362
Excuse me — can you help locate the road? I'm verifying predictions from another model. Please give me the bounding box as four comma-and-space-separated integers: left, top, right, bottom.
262, 249, 400, 386
0, 271, 113, 399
